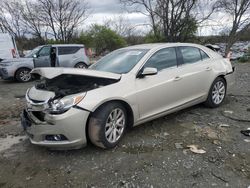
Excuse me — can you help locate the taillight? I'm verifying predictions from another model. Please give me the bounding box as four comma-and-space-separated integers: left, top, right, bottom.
84, 48, 88, 56
11, 49, 16, 58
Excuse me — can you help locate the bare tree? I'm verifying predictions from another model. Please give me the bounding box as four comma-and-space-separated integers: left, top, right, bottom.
104, 15, 136, 37
121, 0, 217, 42
0, 0, 27, 38
217, 0, 250, 55
20, 0, 44, 42
155, 0, 198, 42
37, 0, 90, 42
120, 0, 159, 38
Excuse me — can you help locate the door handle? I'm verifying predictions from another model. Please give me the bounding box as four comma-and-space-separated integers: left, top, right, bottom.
205, 67, 212, 71
173, 76, 182, 81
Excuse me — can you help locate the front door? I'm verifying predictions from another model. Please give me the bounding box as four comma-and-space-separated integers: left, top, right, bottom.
135, 47, 180, 120
33, 46, 51, 68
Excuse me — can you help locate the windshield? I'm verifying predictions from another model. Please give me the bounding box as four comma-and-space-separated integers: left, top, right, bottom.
25, 46, 42, 58
89, 49, 148, 74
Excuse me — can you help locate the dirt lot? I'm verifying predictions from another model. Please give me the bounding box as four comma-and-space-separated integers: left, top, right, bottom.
0, 63, 250, 188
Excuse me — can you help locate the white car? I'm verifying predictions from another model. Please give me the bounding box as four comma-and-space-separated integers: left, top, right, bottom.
22, 43, 235, 149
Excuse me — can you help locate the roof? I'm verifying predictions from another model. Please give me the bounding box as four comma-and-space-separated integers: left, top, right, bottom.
49, 44, 84, 47
124, 43, 208, 50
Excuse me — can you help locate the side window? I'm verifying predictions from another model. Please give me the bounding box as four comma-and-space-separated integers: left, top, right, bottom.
200, 49, 210, 60
144, 48, 177, 71
38, 47, 50, 57
179, 47, 202, 64
58, 47, 81, 55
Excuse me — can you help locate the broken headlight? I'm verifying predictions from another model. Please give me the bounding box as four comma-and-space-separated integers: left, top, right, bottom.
48, 94, 85, 114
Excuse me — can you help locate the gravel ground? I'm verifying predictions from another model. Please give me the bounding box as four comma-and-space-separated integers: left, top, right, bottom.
0, 63, 249, 188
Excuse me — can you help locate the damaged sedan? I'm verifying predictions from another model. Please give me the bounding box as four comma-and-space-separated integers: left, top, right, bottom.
22, 43, 235, 149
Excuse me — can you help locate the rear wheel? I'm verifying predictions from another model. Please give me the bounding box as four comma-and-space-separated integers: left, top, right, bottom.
15, 68, 32, 82
205, 77, 226, 108
88, 102, 127, 149
75, 62, 87, 69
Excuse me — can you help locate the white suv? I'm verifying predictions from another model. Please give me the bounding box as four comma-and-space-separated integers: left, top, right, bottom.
34, 44, 90, 68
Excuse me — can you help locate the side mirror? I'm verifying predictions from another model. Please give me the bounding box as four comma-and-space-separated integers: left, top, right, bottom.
137, 67, 158, 78
33, 54, 38, 58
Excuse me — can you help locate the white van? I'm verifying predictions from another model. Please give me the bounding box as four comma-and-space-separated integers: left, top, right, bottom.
0, 33, 19, 62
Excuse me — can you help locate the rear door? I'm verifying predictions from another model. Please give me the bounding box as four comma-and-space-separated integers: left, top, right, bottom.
57, 46, 81, 67
174, 46, 214, 104
33, 46, 51, 67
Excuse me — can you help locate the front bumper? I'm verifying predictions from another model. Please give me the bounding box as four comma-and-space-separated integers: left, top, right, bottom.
0, 66, 15, 80
21, 107, 90, 149
225, 66, 235, 91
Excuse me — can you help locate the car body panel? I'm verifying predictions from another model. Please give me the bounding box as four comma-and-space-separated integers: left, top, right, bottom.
25, 108, 89, 149
0, 58, 34, 80
23, 43, 235, 149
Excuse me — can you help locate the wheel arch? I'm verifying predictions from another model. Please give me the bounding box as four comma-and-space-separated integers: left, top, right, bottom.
217, 74, 227, 86
86, 99, 135, 138
74, 61, 88, 68
14, 67, 32, 79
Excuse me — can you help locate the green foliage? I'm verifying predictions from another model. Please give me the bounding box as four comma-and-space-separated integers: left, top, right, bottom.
177, 17, 198, 42
78, 25, 127, 55
238, 47, 250, 63
144, 31, 165, 43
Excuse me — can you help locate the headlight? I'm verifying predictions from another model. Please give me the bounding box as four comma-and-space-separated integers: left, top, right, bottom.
48, 94, 85, 114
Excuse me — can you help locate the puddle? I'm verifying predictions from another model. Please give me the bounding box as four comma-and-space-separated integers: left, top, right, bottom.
0, 135, 27, 152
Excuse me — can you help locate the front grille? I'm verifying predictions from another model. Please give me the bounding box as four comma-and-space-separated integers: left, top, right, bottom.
32, 111, 45, 122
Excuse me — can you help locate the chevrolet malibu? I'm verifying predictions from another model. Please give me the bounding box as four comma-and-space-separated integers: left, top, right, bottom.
22, 43, 235, 149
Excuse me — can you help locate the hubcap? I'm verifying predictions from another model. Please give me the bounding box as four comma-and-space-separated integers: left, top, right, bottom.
76, 64, 86, 69
212, 81, 225, 105
19, 70, 31, 81
105, 108, 125, 143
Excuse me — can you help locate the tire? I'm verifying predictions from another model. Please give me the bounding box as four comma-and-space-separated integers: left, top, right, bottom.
74, 62, 87, 69
204, 77, 227, 108
88, 102, 127, 149
15, 68, 32, 82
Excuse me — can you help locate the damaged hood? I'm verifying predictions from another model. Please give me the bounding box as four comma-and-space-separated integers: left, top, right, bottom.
31, 67, 121, 80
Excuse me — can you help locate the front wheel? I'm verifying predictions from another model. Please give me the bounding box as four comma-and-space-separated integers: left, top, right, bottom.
15, 68, 32, 82
205, 77, 227, 108
75, 62, 87, 69
88, 102, 127, 149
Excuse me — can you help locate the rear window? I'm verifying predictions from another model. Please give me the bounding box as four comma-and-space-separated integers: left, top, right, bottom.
179, 46, 202, 64
179, 46, 210, 64
58, 47, 81, 55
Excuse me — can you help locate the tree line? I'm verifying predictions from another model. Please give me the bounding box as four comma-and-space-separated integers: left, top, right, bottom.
0, 0, 250, 56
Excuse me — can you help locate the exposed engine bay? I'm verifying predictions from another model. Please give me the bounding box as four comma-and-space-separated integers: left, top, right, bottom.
34, 74, 119, 98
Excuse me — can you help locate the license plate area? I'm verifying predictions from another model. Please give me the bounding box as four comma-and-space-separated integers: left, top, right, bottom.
21, 110, 32, 130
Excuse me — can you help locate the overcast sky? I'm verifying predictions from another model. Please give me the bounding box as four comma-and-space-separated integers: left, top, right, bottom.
85, 0, 150, 29
85, 0, 229, 36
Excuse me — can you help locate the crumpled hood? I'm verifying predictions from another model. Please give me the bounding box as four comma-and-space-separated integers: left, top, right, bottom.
31, 67, 121, 80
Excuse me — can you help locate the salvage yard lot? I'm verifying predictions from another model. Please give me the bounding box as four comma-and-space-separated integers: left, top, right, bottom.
0, 63, 250, 188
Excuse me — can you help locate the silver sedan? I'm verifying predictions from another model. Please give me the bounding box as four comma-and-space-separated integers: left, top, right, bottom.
22, 43, 235, 149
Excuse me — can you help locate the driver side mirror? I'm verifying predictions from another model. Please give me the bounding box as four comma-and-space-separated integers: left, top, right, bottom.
137, 67, 158, 78
33, 54, 38, 58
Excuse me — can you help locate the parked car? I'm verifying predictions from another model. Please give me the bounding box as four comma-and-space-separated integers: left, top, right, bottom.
0, 46, 42, 82
33, 44, 90, 68
0, 33, 19, 62
22, 43, 235, 149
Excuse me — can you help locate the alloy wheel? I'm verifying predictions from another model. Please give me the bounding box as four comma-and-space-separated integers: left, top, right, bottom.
212, 81, 225, 105
19, 70, 31, 82
105, 108, 125, 143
